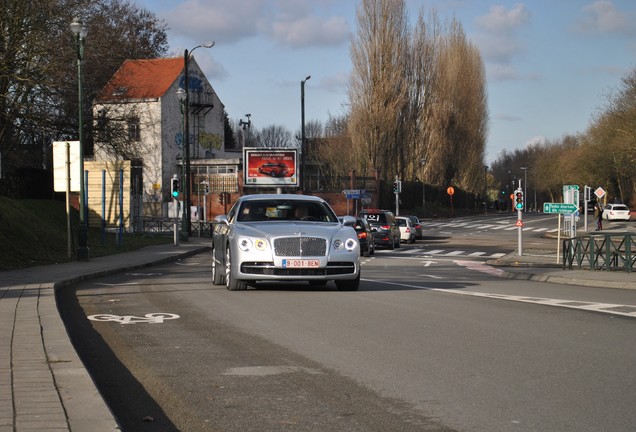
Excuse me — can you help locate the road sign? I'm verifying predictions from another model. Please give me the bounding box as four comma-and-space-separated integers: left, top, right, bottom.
543, 202, 578, 214
515, 219, 523, 227
343, 189, 361, 199
563, 184, 580, 191
594, 187, 606, 199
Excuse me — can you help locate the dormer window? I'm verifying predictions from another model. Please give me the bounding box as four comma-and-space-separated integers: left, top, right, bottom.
128, 117, 140, 141
112, 86, 127, 96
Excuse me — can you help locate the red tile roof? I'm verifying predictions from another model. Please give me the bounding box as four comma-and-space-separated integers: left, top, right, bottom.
96, 58, 184, 101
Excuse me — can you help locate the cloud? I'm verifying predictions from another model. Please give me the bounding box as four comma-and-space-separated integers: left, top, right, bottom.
320, 71, 350, 93
574, 1, 636, 35
163, 0, 268, 44
474, 4, 531, 82
497, 113, 522, 122
475, 3, 530, 34
162, 0, 349, 48
525, 135, 546, 148
268, 15, 350, 48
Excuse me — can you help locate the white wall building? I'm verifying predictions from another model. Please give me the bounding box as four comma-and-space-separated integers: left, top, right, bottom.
92, 57, 239, 218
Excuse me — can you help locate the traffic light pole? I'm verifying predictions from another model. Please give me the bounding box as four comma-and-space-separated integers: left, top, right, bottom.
393, 176, 401, 216
517, 207, 523, 256
171, 174, 180, 245
516, 180, 523, 256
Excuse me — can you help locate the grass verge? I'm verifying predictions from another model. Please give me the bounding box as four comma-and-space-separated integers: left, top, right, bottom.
0, 197, 172, 271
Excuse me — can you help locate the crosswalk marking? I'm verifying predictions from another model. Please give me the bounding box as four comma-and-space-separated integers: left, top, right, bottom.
375, 248, 506, 259
425, 220, 562, 233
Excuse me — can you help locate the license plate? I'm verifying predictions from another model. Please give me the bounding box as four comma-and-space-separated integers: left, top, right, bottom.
282, 259, 320, 268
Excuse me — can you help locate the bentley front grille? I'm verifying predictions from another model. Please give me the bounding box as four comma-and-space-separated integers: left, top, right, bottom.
273, 237, 327, 257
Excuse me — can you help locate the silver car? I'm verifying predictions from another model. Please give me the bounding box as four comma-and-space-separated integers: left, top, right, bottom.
212, 194, 361, 291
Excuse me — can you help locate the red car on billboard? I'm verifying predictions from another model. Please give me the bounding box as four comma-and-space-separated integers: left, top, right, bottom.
258, 162, 291, 177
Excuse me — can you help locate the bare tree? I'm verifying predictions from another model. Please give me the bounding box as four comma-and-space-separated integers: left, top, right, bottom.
425, 18, 487, 190
255, 125, 293, 148
349, 0, 411, 180
347, 1, 487, 191
0, 0, 167, 177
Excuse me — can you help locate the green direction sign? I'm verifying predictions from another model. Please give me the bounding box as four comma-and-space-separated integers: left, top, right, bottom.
543, 202, 578, 214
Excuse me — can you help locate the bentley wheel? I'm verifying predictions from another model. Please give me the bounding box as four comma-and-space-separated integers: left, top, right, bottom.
225, 247, 247, 291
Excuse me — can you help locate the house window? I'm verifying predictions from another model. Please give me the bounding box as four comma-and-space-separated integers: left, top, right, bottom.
128, 118, 140, 141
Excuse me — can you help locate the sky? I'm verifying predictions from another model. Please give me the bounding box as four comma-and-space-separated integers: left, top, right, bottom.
132, 0, 636, 164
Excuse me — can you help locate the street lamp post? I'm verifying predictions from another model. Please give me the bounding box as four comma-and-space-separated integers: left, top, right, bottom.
181, 42, 214, 238
420, 158, 427, 217
70, 17, 89, 261
301, 75, 311, 193
484, 165, 488, 214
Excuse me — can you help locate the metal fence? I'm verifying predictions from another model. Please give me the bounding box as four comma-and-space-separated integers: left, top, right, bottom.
142, 217, 213, 237
563, 232, 635, 272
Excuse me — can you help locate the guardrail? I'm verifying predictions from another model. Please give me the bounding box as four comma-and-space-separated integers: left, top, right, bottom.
563, 232, 635, 272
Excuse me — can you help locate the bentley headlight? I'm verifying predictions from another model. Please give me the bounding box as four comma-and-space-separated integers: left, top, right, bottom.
238, 237, 268, 252
254, 238, 268, 251
333, 238, 357, 252
238, 238, 253, 251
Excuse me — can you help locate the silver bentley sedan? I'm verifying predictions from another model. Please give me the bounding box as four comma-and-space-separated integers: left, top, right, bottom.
211, 194, 361, 291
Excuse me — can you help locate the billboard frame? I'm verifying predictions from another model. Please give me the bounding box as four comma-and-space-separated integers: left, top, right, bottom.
243, 147, 299, 187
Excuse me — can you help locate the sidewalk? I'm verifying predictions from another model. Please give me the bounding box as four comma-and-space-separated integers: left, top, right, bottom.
487, 248, 636, 290
1, 236, 634, 432
0, 238, 211, 432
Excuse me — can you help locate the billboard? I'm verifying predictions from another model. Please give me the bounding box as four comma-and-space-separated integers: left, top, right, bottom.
243, 147, 298, 187
52, 141, 81, 192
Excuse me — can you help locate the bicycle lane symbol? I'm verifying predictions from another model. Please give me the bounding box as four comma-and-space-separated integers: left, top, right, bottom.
87, 313, 180, 324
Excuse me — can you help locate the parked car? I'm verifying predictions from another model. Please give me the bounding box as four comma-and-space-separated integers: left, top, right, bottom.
396, 216, 416, 243
212, 194, 361, 291
602, 204, 631, 221
401, 214, 423, 239
339, 216, 375, 257
358, 209, 401, 250
352, 217, 376, 257
258, 162, 291, 177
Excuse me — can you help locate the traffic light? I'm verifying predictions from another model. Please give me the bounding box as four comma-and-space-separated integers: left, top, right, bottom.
170, 177, 180, 199
515, 189, 524, 210
392, 181, 401, 194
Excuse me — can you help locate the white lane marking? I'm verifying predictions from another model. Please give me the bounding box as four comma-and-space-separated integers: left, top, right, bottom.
223, 366, 323, 376
125, 272, 163, 276
94, 282, 140, 286
361, 274, 636, 319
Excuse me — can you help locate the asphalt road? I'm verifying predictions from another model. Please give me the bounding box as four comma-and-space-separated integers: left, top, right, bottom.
59, 213, 636, 432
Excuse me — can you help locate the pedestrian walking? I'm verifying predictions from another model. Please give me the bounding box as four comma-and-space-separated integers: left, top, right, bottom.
595, 203, 603, 231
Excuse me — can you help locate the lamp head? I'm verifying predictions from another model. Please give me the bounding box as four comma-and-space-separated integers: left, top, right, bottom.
70, 17, 87, 38
176, 87, 186, 102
